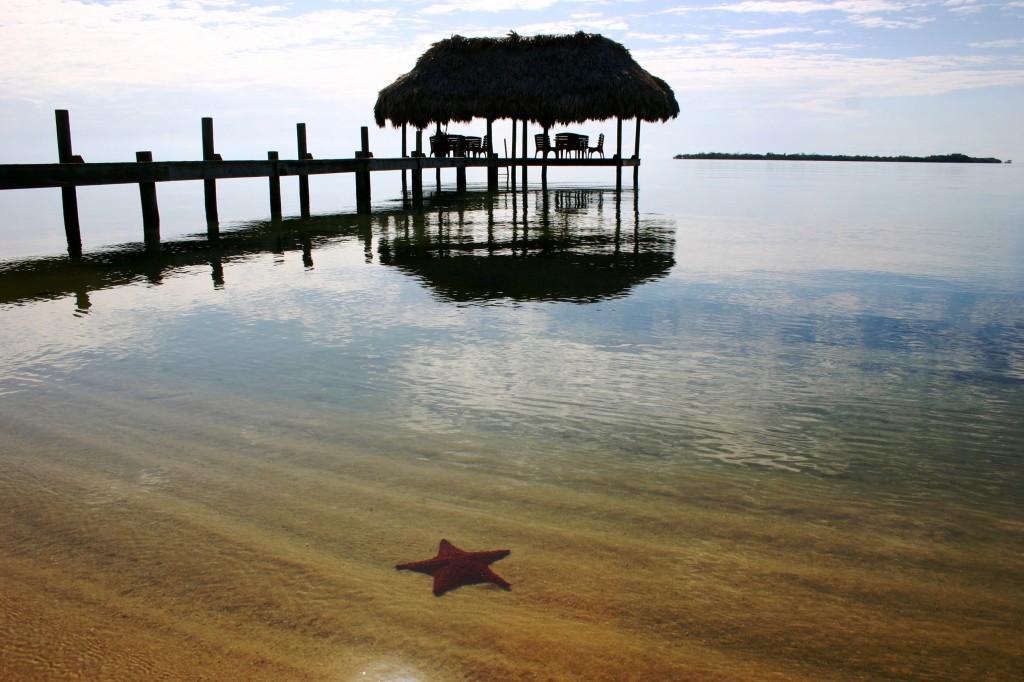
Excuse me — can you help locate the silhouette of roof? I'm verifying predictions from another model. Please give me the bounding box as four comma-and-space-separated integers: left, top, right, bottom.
374, 32, 680, 129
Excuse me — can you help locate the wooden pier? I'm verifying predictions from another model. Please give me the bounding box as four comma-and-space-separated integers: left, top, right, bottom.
0, 110, 640, 258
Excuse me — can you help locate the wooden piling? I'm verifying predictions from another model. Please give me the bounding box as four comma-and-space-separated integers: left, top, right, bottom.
297, 123, 310, 218
412, 129, 423, 206
201, 117, 219, 227
55, 109, 82, 257
457, 164, 467, 192
616, 117, 624, 192
541, 124, 549, 185
268, 151, 282, 219
633, 118, 641, 186
486, 118, 498, 192
401, 123, 408, 198
521, 119, 528, 187
511, 118, 517, 191
136, 151, 160, 245
355, 126, 371, 214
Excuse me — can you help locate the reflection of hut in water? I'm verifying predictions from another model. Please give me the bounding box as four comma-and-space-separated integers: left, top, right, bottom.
377, 189, 675, 304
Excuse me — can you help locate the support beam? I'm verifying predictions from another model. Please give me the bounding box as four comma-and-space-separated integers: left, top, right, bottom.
486, 118, 498, 191
401, 123, 408, 198
355, 126, 372, 214
55, 109, 82, 257
616, 117, 624, 192
521, 119, 528, 188
201, 117, 219, 228
412, 129, 423, 207
511, 118, 517, 191
268, 151, 282, 219
136, 151, 160, 245
541, 124, 549, 187
633, 118, 642, 186
297, 123, 310, 218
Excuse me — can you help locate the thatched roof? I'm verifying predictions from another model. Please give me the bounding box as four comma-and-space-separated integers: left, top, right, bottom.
374, 32, 680, 129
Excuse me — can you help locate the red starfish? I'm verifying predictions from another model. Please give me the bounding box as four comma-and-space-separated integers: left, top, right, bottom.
396, 539, 511, 596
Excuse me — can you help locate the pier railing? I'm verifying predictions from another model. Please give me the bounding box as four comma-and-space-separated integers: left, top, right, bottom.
0, 110, 639, 258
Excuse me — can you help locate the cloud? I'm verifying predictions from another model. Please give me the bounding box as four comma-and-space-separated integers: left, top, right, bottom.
636, 43, 1024, 114
665, 1, 908, 15
419, 0, 559, 15
970, 38, 1024, 48
0, 0, 414, 102
725, 26, 816, 38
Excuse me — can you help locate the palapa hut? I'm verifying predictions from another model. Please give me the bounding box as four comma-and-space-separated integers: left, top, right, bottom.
374, 32, 679, 159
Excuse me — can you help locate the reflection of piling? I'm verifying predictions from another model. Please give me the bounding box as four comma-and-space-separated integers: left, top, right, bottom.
55, 110, 82, 258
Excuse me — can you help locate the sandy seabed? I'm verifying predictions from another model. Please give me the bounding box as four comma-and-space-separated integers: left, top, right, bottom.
1, 380, 1022, 682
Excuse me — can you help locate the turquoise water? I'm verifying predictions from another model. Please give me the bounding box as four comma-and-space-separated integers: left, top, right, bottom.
1, 159, 1022, 680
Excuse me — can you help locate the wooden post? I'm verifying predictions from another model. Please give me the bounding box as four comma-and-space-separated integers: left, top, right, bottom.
486, 118, 498, 191
55, 109, 82, 257
268, 151, 282, 219
457, 162, 467, 193
201, 117, 219, 227
630, 117, 638, 186
511, 118, 517, 191
355, 126, 371, 215
435, 123, 442, 191
401, 122, 408, 198
297, 123, 310, 218
456, 129, 467, 193
412, 129, 423, 206
521, 119, 528, 188
616, 117, 624, 192
541, 124, 549, 186
136, 151, 160, 246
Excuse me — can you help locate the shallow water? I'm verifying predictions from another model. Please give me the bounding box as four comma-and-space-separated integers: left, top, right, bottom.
1, 160, 1022, 680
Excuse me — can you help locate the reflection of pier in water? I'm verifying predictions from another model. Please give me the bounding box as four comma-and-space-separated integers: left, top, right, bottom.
378, 188, 675, 303
0, 187, 673, 311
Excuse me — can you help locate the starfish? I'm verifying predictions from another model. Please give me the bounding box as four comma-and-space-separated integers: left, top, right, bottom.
396, 539, 511, 596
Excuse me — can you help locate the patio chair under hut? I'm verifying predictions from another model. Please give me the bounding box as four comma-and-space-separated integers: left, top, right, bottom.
374, 32, 679, 187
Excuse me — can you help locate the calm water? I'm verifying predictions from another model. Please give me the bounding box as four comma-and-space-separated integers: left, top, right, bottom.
1, 160, 1022, 680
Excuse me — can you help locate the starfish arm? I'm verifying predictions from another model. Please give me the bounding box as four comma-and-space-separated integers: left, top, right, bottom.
464, 549, 511, 565
395, 557, 447, 573
432, 560, 511, 596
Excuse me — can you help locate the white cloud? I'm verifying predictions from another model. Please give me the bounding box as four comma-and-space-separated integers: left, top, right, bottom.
726, 26, 815, 38
636, 44, 1024, 114
0, 0, 412, 102
665, 1, 908, 15
419, 0, 559, 15
970, 38, 1024, 48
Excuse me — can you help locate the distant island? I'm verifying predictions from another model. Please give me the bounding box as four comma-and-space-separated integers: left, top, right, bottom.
674, 152, 1005, 164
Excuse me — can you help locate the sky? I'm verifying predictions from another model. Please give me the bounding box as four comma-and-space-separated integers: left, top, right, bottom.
1, 0, 1022, 164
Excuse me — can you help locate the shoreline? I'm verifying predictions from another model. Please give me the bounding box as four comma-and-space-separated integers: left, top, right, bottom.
674, 152, 1005, 163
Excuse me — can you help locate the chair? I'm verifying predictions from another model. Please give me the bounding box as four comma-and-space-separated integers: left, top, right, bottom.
429, 135, 448, 158
588, 133, 605, 159
554, 133, 571, 159
534, 133, 554, 157
464, 136, 483, 158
